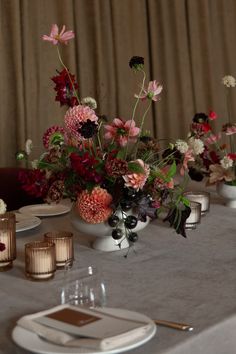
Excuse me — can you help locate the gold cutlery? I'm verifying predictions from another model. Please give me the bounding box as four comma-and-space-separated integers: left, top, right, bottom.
154, 319, 193, 331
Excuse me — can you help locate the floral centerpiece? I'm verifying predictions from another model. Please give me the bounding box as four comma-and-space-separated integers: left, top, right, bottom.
176, 75, 236, 186
17, 24, 192, 247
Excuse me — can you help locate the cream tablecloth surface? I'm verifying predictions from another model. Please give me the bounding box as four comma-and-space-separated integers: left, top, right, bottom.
1, 182, 236, 354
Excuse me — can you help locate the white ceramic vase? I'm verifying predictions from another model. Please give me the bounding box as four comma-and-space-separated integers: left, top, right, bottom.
216, 182, 236, 208
70, 208, 149, 252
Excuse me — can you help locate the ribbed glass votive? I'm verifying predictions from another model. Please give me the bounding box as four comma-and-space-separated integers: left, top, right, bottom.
25, 241, 56, 280
185, 201, 202, 230
0, 212, 16, 271
44, 231, 74, 269
184, 191, 210, 215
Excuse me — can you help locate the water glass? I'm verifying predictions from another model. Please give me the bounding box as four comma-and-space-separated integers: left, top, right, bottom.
60, 265, 106, 308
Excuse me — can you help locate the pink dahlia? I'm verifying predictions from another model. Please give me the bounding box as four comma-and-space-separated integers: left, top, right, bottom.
76, 187, 113, 224
64, 105, 98, 141
123, 159, 150, 190
43, 125, 65, 149
104, 118, 140, 147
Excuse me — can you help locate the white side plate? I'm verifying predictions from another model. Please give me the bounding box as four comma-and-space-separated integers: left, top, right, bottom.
12, 307, 156, 354
19, 204, 71, 217
15, 213, 41, 232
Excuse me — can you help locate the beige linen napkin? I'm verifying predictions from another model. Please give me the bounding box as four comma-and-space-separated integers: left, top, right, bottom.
17, 305, 152, 351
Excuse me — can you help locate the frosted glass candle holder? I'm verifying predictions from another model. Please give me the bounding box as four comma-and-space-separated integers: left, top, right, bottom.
185, 201, 201, 230
25, 241, 56, 280
0, 212, 16, 271
184, 191, 210, 215
44, 231, 74, 269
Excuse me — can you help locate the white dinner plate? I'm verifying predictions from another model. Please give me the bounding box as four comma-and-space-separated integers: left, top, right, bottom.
19, 203, 71, 217
15, 213, 41, 232
12, 308, 156, 354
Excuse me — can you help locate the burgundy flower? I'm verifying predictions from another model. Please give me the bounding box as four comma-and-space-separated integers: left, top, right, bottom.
0, 242, 6, 252
105, 157, 128, 177
18, 169, 49, 198
51, 69, 79, 107
70, 152, 103, 184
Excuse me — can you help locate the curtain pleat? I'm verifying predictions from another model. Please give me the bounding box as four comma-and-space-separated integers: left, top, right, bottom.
1, 0, 236, 166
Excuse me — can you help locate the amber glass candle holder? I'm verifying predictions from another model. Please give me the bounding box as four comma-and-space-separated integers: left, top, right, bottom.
0, 212, 16, 271
25, 241, 56, 280
44, 231, 74, 269
184, 191, 210, 215
185, 201, 201, 230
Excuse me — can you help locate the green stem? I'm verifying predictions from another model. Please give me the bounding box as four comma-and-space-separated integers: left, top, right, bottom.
57, 46, 80, 105
124, 69, 146, 158
226, 89, 235, 154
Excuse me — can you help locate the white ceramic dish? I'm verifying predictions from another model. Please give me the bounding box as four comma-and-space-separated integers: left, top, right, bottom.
12, 307, 156, 354
15, 213, 41, 232
19, 204, 71, 217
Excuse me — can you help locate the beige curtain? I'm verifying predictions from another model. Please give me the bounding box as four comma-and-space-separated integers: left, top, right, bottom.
1, 0, 236, 167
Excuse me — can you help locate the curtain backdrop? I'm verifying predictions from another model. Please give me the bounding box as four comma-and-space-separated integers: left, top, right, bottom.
1, 0, 236, 167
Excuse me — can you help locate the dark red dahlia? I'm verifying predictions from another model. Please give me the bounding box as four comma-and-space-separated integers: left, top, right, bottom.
51, 68, 79, 107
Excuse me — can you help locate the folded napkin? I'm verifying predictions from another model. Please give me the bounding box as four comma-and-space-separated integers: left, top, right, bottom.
17, 304, 152, 351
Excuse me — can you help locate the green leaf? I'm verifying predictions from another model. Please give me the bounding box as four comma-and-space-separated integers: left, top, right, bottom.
128, 162, 145, 174
181, 196, 190, 207
116, 148, 126, 160
166, 161, 176, 179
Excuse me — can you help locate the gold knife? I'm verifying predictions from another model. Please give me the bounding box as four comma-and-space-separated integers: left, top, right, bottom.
154, 319, 193, 331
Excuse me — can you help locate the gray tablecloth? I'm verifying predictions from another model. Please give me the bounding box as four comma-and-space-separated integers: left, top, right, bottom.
1, 182, 236, 354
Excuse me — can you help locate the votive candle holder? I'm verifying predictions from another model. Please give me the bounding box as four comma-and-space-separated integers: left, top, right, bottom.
184, 191, 210, 215
185, 201, 201, 230
44, 231, 74, 269
0, 212, 16, 271
25, 241, 56, 280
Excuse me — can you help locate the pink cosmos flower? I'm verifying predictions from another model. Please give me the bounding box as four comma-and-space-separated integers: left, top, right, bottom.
104, 118, 140, 147
76, 187, 113, 224
135, 80, 163, 101
208, 110, 217, 120
42, 24, 74, 45
123, 159, 150, 190
180, 150, 195, 176
204, 133, 221, 145
64, 105, 98, 141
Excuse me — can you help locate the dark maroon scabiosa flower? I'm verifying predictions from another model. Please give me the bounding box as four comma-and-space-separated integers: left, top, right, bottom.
105, 157, 128, 177
78, 119, 98, 139
51, 68, 79, 107
192, 113, 208, 123
129, 56, 144, 70
0, 242, 6, 252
